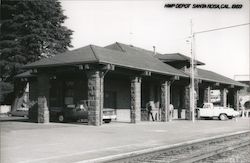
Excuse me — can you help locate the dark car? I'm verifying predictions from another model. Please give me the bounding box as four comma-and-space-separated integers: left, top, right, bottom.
50, 104, 88, 122
8, 108, 29, 118
50, 102, 117, 123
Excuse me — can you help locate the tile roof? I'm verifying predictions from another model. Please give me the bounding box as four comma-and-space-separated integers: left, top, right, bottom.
104, 42, 187, 77
15, 71, 34, 78
24, 45, 99, 68
156, 53, 205, 65
22, 42, 245, 87
24, 43, 188, 77
195, 68, 247, 87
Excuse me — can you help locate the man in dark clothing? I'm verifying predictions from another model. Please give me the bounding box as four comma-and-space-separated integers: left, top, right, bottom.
147, 102, 154, 121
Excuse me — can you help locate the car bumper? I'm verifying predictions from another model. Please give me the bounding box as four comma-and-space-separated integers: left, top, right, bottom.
103, 115, 117, 120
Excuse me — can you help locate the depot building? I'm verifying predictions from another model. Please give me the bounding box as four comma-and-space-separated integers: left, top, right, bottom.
17, 42, 246, 125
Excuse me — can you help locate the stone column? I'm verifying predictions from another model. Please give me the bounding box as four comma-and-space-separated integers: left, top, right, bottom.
130, 77, 141, 123
161, 81, 170, 122
184, 85, 191, 120
37, 73, 50, 123
203, 86, 211, 103
234, 90, 239, 111
194, 80, 199, 108
184, 83, 198, 120
99, 75, 104, 125
87, 70, 103, 126
220, 88, 227, 107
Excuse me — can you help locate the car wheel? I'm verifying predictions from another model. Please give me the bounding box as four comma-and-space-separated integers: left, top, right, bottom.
219, 114, 228, 121
58, 115, 64, 122
103, 119, 111, 123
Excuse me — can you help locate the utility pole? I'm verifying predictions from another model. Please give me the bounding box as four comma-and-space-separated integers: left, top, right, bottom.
190, 19, 195, 123
189, 22, 249, 123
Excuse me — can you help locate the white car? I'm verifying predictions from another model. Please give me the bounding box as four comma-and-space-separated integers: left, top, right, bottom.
103, 108, 117, 123
198, 103, 240, 120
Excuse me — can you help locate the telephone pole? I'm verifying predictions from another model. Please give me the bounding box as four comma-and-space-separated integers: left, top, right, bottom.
190, 22, 249, 123
190, 19, 195, 123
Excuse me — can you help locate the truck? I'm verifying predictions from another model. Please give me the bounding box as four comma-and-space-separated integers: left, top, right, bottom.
197, 103, 240, 120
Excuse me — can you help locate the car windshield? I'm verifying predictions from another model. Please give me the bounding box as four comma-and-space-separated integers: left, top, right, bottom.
203, 104, 210, 108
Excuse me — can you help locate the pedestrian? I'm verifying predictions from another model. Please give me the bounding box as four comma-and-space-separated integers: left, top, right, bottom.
169, 104, 174, 121
147, 101, 155, 121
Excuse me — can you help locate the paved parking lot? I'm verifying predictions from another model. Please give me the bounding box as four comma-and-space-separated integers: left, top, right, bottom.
1, 118, 249, 163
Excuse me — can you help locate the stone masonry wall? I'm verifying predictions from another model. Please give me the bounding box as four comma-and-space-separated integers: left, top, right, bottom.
234, 90, 239, 111
203, 86, 211, 103
37, 73, 50, 123
220, 88, 227, 107
184, 85, 191, 120
184, 80, 199, 120
161, 81, 170, 122
87, 70, 103, 126
130, 77, 141, 123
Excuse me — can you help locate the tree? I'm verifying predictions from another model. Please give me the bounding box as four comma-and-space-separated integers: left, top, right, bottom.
0, 0, 73, 82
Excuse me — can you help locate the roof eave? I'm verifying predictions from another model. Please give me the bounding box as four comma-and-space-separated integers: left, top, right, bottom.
22, 61, 99, 69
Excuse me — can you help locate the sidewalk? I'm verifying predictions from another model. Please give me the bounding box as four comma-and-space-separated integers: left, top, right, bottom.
1, 118, 249, 163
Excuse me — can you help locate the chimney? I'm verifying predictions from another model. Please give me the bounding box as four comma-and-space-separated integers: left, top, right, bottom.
153, 46, 156, 55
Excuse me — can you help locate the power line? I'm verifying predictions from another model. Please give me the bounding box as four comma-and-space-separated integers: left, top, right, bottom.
194, 23, 249, 35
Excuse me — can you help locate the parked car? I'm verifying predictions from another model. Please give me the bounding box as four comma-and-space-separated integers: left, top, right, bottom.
103, 108, 117, 123
50, 103, 117, 123
8, 107, 29, 118
197, 103, 240, 120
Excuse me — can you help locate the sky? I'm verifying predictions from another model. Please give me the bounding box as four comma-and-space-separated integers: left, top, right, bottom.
61, 0, 249, 80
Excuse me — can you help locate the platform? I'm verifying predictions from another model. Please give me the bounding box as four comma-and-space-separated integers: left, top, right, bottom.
1, 118, 249, 163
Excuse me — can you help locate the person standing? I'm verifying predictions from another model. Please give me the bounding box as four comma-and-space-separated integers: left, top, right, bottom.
147, 101, 155, 121
169, 104, 174, 121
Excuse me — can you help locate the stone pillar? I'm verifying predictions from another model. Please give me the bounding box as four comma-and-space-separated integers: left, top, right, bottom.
37, 73, 50, 123
184, 85, 191, 120
161, 81, 170, 122
184, 83, 198, 120
99, 76, 104, 125
87, 70, 103, 126
234, 90, 239, 111
130, 77, 141, 123
194, 80, 199, 108
204, 86, 211, 103
220, 88, 227, 107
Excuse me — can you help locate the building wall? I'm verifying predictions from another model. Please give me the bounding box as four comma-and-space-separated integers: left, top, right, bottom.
104, 77, 131, 122
27, 72, 190, 122
29, 80, 38, 102
104, 78, 130, 109
28, 80, 38, 122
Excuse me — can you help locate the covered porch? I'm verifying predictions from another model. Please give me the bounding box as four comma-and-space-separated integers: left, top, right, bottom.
24, 43, 188, 126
